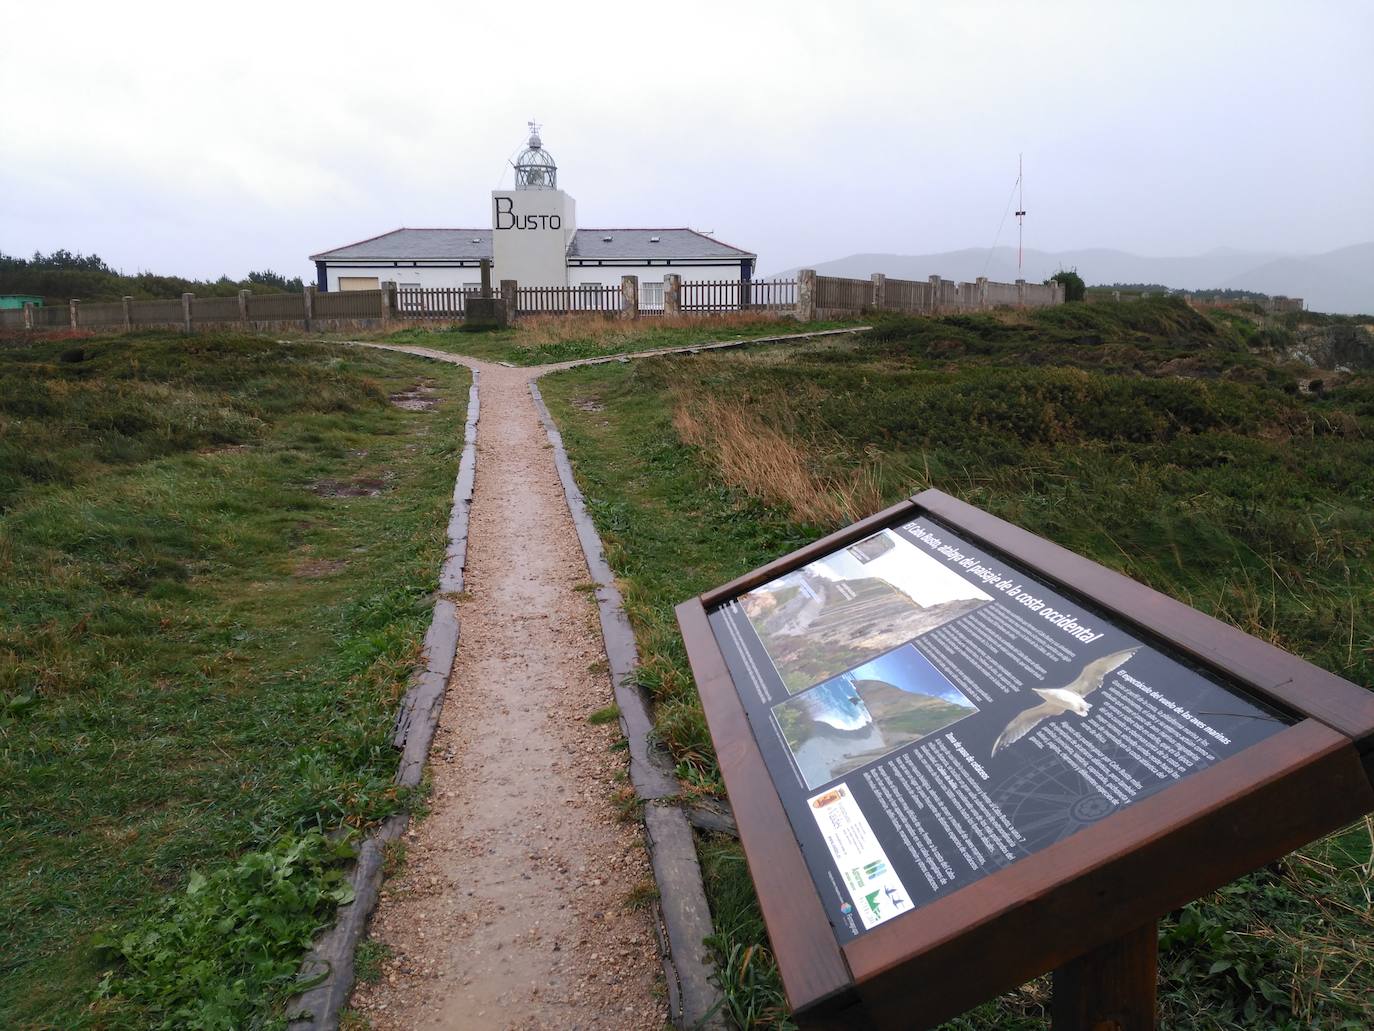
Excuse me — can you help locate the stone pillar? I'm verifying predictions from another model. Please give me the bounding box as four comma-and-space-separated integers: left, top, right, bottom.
499, 279, 517, 321
238, 290, 251, 327
928, 275, 942, 313
620, 275, 639, 320
182, 292, 194, 333
303, 285, 315, 332
871, 273, 886, 311
123, 295, 134, 331
1112, 290, 1121, 303
380, 281, 395, 328
976, 276, 989, 310
1015, 279, 1026, 309
797, 269, 817, 322
664, 274, 682, 317
22, 302, 34, 330
480, 259, 493, 299
69, 299, 80, 329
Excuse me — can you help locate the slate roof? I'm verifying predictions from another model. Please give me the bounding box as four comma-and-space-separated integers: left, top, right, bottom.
311, 227, 753, 262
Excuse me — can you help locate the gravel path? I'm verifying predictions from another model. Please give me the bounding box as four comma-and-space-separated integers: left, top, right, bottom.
350, 359, 667, 1030
342, 330, 861, 1029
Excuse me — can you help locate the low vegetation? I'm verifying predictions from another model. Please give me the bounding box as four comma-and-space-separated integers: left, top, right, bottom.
0, 331, 469, 1028
1, 249, 303, 304
538, 297, 1374, 1029
377, 312, 854, 366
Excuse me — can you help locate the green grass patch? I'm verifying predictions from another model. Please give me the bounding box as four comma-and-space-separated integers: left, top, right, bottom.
0, 331, 469, 1028
538, 302, 1374, 1029
587, 704, 621, 725
373, 315, 858, 366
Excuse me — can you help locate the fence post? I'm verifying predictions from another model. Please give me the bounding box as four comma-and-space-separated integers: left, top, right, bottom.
871, 273, 886, 312
1112, 290, 1121, 303
237, 290, 251, 327
380, 281, 395, 329
664, 274, 682, 317
976, 277, 989, 310
1015, 279, 1026, 309
23, 302, 34, 330
621, 275, 639, 320
180, 293, 193, 333
303, 285, 315, 332
797, 269, 817, 321
122, 296, 134, 331
69, 298, 80, 330
500, 279, 517, 321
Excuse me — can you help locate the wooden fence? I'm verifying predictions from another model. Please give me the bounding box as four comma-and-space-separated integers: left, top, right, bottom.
397, 287, 483, 318
680, 278, 797, 313
516, 285, 623, 316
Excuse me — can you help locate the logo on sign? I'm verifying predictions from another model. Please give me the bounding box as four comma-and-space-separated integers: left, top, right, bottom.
494, 196, 561, 231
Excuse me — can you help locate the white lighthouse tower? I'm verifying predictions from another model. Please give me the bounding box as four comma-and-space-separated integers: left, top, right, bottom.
491, 122, 577, 287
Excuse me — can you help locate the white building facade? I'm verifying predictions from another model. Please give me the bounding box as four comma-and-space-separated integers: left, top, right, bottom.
311, 127, 756, 305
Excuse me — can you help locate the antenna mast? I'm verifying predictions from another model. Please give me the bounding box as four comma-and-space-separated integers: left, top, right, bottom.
1015, 154, 1026, 273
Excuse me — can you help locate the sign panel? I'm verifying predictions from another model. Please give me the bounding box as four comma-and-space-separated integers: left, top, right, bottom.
707, 515, 1291, 943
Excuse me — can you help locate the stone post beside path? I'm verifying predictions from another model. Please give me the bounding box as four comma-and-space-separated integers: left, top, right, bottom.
797, 269, 817, 321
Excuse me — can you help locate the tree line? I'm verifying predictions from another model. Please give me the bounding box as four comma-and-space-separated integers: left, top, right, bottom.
0, 250, 305, 304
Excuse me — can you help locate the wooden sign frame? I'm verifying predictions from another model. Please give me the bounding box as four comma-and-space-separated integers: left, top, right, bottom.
675, 489, 1374, 1028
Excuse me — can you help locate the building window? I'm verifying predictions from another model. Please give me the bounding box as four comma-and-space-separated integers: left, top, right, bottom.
640, 281, 664, 308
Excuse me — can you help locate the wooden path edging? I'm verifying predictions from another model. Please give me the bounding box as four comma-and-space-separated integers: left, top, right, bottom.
285, 369, 481, 1030
529, 378, 725, 1029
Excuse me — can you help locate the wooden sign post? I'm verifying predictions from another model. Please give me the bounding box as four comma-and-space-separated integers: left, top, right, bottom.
676, 489, 1374, 1028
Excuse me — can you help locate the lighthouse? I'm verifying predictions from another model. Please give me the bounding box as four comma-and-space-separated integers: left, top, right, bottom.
490, 122, 578, 287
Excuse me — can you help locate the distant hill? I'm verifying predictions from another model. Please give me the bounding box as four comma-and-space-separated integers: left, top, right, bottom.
766, 242, 1374, 316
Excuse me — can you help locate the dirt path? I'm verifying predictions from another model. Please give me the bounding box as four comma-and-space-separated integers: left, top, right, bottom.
350, 359, 667, 1029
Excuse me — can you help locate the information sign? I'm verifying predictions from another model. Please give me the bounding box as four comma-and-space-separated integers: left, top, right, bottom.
708, 515, 1287, 943
676, 490, 1374, 1029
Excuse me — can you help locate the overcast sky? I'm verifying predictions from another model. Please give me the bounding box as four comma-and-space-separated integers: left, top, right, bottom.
4, 0, 1370, 280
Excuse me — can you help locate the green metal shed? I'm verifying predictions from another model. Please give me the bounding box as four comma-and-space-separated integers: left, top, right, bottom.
0, 295, 43, 309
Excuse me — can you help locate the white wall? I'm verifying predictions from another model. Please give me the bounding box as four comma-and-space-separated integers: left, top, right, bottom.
324, 265, 487, 291
567, 263, 746, 289
324, 261, 748, 292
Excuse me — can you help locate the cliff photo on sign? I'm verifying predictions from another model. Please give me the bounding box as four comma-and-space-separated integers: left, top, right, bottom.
739, 529, 991, 693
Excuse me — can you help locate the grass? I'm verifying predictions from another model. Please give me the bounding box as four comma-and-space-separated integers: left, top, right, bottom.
366, 312, 858, 366
0, 331, 470, 1028
537, 297, 1374, 1029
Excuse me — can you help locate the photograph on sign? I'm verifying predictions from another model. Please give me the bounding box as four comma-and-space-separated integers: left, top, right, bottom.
708, 517, 1291, 943
739, 528, 991, 693
774, 643, 978, 789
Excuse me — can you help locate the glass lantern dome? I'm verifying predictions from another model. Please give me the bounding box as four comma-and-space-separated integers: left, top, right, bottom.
513, 121, 557, 190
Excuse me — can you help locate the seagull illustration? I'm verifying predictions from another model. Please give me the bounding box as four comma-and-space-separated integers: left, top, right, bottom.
991, 647, 1140, 756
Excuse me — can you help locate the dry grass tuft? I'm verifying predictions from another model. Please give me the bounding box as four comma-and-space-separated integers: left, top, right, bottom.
673, 393, 900, 526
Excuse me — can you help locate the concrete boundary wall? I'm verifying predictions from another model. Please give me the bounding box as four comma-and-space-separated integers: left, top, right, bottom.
814, 272, 1064, 317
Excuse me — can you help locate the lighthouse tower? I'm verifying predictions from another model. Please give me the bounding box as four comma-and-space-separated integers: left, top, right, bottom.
491, 122, 577, 286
